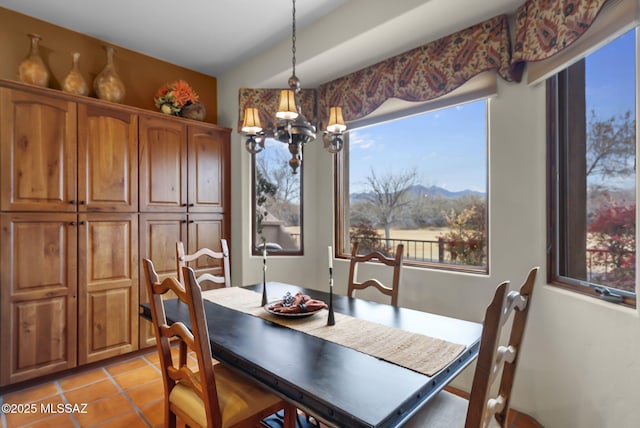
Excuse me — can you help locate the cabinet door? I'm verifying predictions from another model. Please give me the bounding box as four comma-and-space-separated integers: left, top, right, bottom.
78, 213, 138, 364
0, 213, 78, 386
138, 213, 187, 348
139, 115, 187, 212
188, 213, 228, 283
187, 125, 230, 213
78, 104, 138, 212
0, 88, 77, 212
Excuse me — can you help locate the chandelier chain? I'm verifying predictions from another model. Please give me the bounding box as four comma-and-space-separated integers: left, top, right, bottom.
291, 0, 296, 78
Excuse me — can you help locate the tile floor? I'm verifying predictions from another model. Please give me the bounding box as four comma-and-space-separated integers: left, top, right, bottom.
0, 348, 543, 428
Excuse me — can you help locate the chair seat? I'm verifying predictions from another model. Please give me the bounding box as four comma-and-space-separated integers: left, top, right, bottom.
170, 364, 283, 428
404, 390, 500, 428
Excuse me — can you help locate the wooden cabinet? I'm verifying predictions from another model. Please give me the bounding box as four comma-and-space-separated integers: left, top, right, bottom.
78, 213, 139, 364
0, 80, 230, 385
0, 213, 78, 385
0, 88, 77, 212
187, 124, 229, 214
77, 104, 138, 212
139, 115, 187, 212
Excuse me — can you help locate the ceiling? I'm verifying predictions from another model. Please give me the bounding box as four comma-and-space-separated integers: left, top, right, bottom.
0, 0, 524, 83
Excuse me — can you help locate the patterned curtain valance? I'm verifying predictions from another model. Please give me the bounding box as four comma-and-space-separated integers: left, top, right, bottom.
237, 88, 317, 133
511, 0, 608, 74
317, 15, 513, 125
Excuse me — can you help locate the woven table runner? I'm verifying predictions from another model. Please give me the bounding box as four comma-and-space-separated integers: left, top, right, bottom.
202, 287, 465, 377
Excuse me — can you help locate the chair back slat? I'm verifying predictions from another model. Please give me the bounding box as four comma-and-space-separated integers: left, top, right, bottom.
176, 239, 231, 289
348, 242, 404, 306
465, 267, 539, 428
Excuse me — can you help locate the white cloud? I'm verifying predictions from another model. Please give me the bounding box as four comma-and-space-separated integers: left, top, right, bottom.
349, 131, 377, 150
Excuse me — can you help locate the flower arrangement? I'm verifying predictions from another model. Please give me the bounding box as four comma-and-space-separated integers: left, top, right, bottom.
154, 80, 200, 116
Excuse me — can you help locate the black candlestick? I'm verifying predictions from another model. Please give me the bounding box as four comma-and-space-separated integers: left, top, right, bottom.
327, 267, 335, 326
261, 258, 268, 306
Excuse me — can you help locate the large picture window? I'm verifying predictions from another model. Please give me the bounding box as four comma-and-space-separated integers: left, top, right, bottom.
252, 139, 303, 255
337, 99, 488, 273
548, 28, 636, 306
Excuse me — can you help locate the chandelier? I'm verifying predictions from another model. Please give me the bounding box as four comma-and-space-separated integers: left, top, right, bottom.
241, 0, 347, 174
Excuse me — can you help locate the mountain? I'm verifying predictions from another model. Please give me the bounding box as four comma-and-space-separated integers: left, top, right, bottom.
350, 184, 485, 203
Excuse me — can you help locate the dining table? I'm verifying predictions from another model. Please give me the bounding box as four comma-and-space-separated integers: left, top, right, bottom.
140, 281, 482, 428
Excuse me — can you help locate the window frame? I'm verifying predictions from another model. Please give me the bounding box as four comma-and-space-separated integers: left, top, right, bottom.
334, 100, 490, 275
547, 59, 637, 308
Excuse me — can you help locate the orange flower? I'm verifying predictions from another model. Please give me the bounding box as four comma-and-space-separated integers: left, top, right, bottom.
154, 80, 200, 115
154, 85, 169, 99
171, 80, 199, 108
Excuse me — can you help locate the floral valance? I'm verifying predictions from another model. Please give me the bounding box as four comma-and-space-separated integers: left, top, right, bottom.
511, 0, 608, 74
237, 88, 317, 133
317, 15, 514, 125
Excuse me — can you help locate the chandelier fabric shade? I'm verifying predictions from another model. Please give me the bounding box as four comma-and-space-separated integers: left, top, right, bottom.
276, 89, 299, 120
241, 107, 262, 134
326, 107, 346, 133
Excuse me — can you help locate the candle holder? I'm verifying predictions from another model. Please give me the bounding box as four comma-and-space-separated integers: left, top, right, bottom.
327, 268, 335, 326
261, 257, 268, 306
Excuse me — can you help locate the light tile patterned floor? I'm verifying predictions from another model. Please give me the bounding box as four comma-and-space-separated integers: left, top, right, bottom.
0, 349, 542, 427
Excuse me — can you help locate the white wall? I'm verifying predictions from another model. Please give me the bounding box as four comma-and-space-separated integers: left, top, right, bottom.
217, 8, 640, 428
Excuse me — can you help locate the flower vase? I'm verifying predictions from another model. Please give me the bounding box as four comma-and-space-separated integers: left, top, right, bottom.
93, 46, 125, 103
180, 102, 207, 121
62, 52, 88, 96
18, 33, 50, 87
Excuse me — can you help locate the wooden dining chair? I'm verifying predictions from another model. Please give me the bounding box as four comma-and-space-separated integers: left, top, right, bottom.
142, 258, 296, 428
404, 267, 539, 428
347, 242, 404, 306
176, 239, 231, 290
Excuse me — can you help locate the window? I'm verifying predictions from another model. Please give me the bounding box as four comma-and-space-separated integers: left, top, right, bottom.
252, 138, 303, 255
548, 29, 636, 306
337, 99, 488, 273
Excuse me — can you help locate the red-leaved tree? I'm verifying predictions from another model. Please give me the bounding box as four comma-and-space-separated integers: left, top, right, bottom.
588, 203, 635, 291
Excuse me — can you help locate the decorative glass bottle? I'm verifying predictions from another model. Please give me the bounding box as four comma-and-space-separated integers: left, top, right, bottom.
93, 46, 126, 103
18, 33, 50, 87
62, 52, 88, 96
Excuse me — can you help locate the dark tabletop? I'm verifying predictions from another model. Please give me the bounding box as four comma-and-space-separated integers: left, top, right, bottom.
140, 282, 482, 428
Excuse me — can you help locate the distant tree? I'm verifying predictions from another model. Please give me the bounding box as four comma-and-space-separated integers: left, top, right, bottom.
256, 147, 301, 227
587, 109, 635, 179
257, 151, 299, 203
440, 202, 486, 266
349, 222, 383, 255
363, 168, 418, 248
255, 169, 277, 237
588, 202, 635, 291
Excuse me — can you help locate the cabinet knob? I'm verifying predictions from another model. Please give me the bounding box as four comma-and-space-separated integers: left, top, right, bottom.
188, 203, 194, 207
79, 221, 86, 225
69, 221, 76, 226
80, 200, 86, 205
189, 220, 195, 224
69, 200, 76, 205
181, 203, 187, 207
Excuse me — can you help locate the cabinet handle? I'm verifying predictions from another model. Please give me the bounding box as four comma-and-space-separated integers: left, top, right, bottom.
188, 220, 195, 224
69, 221, 76, 226
181, 203, 187, 207
79, 221, 86, 225
181, 220, 187, 224
188, 203, 195, 207
69, 200, 76, 205
80, 200, 86, 205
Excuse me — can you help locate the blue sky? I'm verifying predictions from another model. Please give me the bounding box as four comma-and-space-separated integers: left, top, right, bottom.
349, 99, 487, 194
